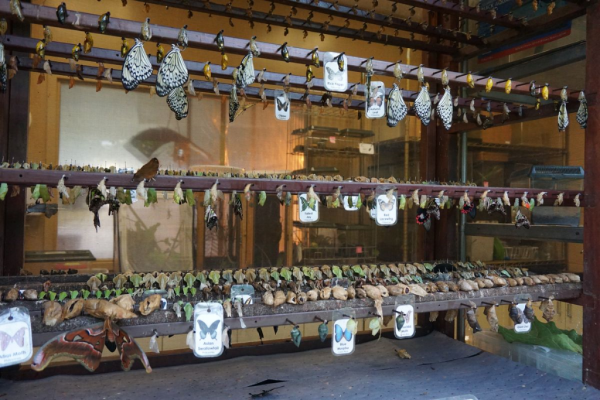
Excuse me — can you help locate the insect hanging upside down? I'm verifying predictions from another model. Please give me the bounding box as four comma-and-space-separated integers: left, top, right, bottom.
132, 158, 159, 182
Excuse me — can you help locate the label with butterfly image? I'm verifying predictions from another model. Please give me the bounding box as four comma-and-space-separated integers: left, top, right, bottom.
332, 308, 356, 356
375, 194, 397, 226
298, 193, 319, 223
343, 195, 360, 211
274, 90, 290, 121
323, 52, 348, 92
365, 81, 386, 119
0, 307, 33, 367
514, 303, 532, 334
193, 302, 224, 358
393, 303, 415, 339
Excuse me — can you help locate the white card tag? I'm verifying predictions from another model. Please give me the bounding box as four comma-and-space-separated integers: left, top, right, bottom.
193, 302, 224, 358
0, 307, 33, 367
130, 189, 137, 203
332, 318, 355, 356
514, 303, 532, 333
274, 90, 290, 121
359, 143, 375, 154
369, 206, 377, 220
298, 193, 319, 223
394, 304, 415, 339
343, 195, 360, 211
375, 194, 397, 226
365, 81, 386, 119
323, 52, 348, 92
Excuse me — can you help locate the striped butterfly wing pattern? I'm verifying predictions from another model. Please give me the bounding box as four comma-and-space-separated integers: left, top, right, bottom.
157, 45, 189, 97
413, 85, 431, 126
122, 39, 152, 91
235, 53, 255, 89
437, 88, 453, 130
386, 83, 408, 127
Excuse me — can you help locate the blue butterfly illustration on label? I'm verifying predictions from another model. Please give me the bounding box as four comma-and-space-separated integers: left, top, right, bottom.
197, 320, 221, 340
334, 323, 352, 342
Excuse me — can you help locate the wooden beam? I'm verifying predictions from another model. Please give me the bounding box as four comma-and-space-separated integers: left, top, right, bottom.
141, 0, 458, 53
583, 0, 600, 389
0, 2, 581, 100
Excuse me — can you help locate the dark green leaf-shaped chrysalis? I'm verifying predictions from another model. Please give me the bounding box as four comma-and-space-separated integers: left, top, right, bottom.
318, 322, 328, 342
290, 326, 302, 347
56, 2, 68, 25
396, 312, 405, 331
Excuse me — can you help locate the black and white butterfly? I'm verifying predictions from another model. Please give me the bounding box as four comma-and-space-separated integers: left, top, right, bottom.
426, 199, 440, 220
166, 86, 188, 120
577, 91, 588, 129
378, 197, 395, 211
416, 207, 431, 231
156, 45, 189, 97
387, 83, 407, 127
121, 38, 152, 91
325, 63, 344, 82
276, 95, 289, 112
235, 52, 255, 89
485, 197, 506, 215
515, 209, 530, 229
413, 85, 431, 126
229, 85, 240, 123
197, 319, 220, 340
437, 87, 453, 130
205, 205, 218, 230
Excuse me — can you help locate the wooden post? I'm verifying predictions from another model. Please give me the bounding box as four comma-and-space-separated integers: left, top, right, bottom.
583, 0, 600, 389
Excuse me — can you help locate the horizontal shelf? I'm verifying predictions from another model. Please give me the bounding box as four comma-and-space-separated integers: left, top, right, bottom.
465, 223, 583, 243
17, 282, 581, 346
0, 169, 584, 205
291, 127, 375, 138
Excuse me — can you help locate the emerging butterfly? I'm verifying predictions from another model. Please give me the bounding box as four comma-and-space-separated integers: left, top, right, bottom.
461, 202, 476, 219
300, 196, 316, 211
235, 52, 255, 89
414, 84, 431, 126
0, 327, 26, 351
31, 319, 151, 373
437, 87, 453, 130
166, 86, 188, 120
156, 45, 189, 97
415, 207, 430, 230
197, 319, 220, 340
205, 205, 218, 230
387, 83, 408, 127
232, 193, 243, 220
276, 96, 289, 112
378, 197, 395, 211
334, 323, 352, 342
121, 39, 153, 91
515, 209, 530, 229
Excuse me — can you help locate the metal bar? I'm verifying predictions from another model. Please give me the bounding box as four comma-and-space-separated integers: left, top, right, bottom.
0, 168, 584, 204
0, 2, 581, 100
387, 0, 526, 29
0, 35, 526, 114
465, 223, 583, 243
139, 0, 456, 52
28, 282, 583, 345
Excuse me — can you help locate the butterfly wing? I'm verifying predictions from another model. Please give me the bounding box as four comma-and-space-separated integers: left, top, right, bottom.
236, 53, 255, 88
325, 64, 343, 81
334, 323, 343, 342
386, 84, 408, 127
122, 39, 152, 91
197, 319, 209, 340
157, 45, 189, 97
208, 320, 221, 340
31, 323, 106, 372
437, 88, 453, 130
11, 327, 27, 348
166, 86, 188, 120
558, 101, 569, 132
343, 328, 352, 342
414, 85, 431, 126
577, 100, 588, 128
300, 196, 309, 211
0, 331, 10, 351
107, 320, 152, 373
276, 97, 284, 111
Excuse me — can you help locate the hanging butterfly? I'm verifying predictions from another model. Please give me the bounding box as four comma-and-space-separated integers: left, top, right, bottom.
437, 87, 453, 130
415, 207, 431, 231
235, 52, 255, 88
121, 39, 152, 91
205, 205, 218, 230
156, 45, 189, 97
461, 203, 476, 219
577, 91, 588, 129
229, 84, 240, 123
557, 100, 569, 133
386, 83, 407, 127
515, 209, 530, 229
166, 86, 188, 120
31, 319, 151, 373
426, 199, 440, 220
413, 85, 431, 126
232, 193, 243, 220
276, 95, 289, 113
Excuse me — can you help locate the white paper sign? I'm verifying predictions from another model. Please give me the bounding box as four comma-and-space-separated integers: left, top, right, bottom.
343, 195, 360, 211
394, 304, 415, 339
193, 303, 224, 358
323, 52, 348, 92
375, 194, 397, 226
0, 308, 33, 367
332, 318, 355, 356
298, 193, 319, 223
369, 206, 377, 220
274, 90, 290, 121
359, 143, 375, 155
365, 81, 386, 119
514, 303, 532, 333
